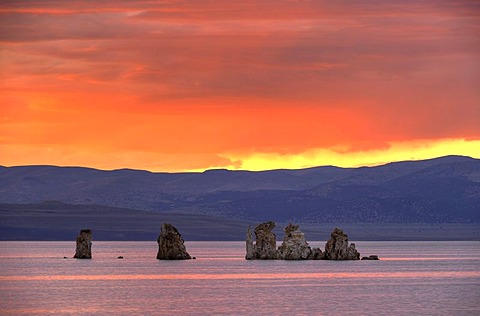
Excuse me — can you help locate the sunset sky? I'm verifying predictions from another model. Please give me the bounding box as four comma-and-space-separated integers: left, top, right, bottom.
1, 0, 479, 172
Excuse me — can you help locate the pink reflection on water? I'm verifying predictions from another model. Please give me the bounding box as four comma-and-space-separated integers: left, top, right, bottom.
2, 271, 479, 282
0, 307, 114, 315
382, 257, 479, 261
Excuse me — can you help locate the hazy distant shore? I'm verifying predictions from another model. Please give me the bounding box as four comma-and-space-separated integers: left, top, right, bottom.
1, 202, 478, 241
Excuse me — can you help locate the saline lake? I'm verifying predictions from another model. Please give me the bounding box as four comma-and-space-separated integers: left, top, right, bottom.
1, 241, 479, 315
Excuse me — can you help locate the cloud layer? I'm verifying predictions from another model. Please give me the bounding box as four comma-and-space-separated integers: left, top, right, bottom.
1, 0, 479, 170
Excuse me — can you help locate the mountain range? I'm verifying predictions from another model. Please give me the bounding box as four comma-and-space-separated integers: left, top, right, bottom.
1, 155, 479, 240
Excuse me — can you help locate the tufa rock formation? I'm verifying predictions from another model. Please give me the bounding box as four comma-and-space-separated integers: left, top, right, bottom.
246, 221, 278, 260
246, 222, 362, 261
253, 221, 278, 259
310, 247, 323, 260
277, 223, 315, 260
246, 222, 323, 260
361, 255, 379, 260
245, 225, 255, 260
156, 223, 192, 260
73, 229, 92, 259
323, 228, 360, 260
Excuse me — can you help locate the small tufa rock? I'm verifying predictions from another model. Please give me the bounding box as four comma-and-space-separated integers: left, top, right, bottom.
310, 247, 323, 260
73, 229, 92, 259
156, 223, 192, 260
361, 255, 380, 260
245, 225, 255, 260
245, 221, 278, 260
277, 223, 315, 260
253, 221, 278, 259
323, 228, 360, 260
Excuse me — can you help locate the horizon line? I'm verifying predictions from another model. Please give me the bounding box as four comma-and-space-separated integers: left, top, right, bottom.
0, 154, 476, 174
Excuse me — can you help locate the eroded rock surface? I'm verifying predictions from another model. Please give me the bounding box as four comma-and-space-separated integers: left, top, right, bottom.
277, 223, 315, 260
245, 225, 255, 260
156, 223, 192, 260
246, 222, 363, 261
310, 247, 323, 260
254, 221, 278, 259
73, 229, 92, 259
245, 221, 278, 260
323, 228, 360, 260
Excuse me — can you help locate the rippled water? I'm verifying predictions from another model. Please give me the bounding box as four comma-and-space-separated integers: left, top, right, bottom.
1, 241, 479, 315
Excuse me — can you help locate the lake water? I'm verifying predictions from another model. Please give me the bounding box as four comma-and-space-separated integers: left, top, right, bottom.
1, 241, 479, 315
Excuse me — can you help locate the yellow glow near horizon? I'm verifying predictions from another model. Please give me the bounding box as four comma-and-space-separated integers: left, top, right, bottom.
222, 138, 480, 171
1, 138, 478, 172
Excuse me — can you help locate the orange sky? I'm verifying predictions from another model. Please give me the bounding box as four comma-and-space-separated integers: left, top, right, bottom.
1, 1, 479, 171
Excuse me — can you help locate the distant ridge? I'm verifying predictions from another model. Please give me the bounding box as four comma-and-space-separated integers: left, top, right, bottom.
0, 155, 479, 224
1, 154, 476, 173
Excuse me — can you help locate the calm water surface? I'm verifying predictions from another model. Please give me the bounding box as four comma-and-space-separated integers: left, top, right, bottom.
1, 241, 479, 315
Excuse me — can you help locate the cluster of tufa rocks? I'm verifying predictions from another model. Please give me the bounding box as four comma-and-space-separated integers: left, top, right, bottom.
246, 222, 367, 260
71, 223, 377, 261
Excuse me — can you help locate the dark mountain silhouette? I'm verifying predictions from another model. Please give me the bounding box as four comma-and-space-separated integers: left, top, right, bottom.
0, 155, 479, 224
